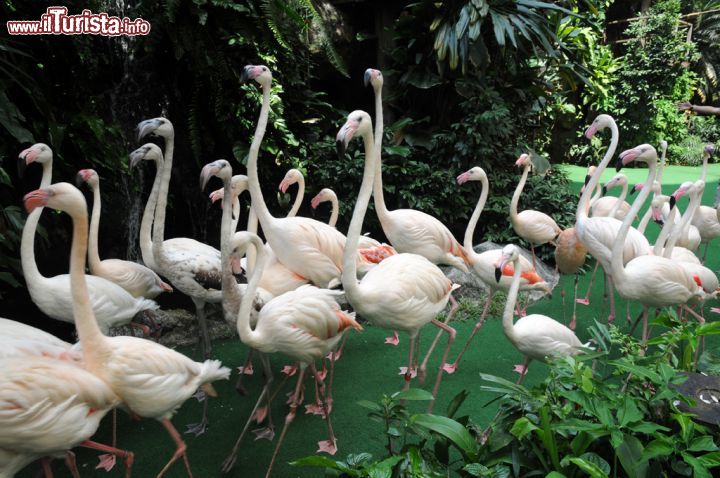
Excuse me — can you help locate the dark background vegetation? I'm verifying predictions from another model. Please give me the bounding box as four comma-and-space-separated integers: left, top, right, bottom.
1, 0, 719, 325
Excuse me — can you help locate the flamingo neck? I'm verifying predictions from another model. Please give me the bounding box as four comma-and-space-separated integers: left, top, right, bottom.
246, 207, 259, 274
463, 176, 489, 256
20, 162, 52, 289
608, 181, 628, 218
654, 204, 677, 256
372, 83, 389, 221
87, 184, 103, 274
68, 197, 108, 362
611, 158, 656, 283
637, 207, 653, 235
342, 129, 377, 300
665, 187, 703, 256
286, 175, 304, 217
701, 154, 708, 183
152, 133, 175, 251
219, 171, 241, 304
502, 256, 523, 343
39, 161, 52, 188
328, 193, 338, 228
236, 233, 267, 348
247, 82, 275, 230
139, 158, 162, 271
577, 119, 619, 223
510, 164, 530, 225
658, 146, 667, 183
231, 197, 241, 233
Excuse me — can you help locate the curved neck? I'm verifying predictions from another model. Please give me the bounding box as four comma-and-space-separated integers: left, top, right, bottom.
68, 200, 107, 360
502, 257, 523, 342
219, 172, 241, 304
510, 164, 530, 223
87, 184, 103, 273
139, 158, 163, 269
611, 160, 656, 282
665, 189, 703, 255
152, 134, 175, 249
577, 120, 619, 222
39, 161, 52, 188
247, 82, 275, 228
637, 207, 653, 235
372, 84, 389, 221
286, 175, 304, 218
342, 129, 377, 300
236, 233, 267, 347
463, 177, 489, 253
20, 162, 52, 286
658, 146, 667, 183
701, 155, 708, 183
589, 183, 602, 208
328, 194, 338, 228
246, 207, 259, 274
655, 204, 677, 256
608, 181, 628, 217
231, 197, 241, 233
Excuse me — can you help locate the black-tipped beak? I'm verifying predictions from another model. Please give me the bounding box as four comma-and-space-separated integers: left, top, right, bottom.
615, 156, 624, 172
669, 195, 676, 210
240, 65, 254, 83
75, 173, 85, 188
17, 155, 27, 178
336, 140, 346, 159
583, 174, 591, 187
601, 185, 607, 196
200, 167, 214, 192
363, 70, 372, 87
494, 267, 502, 283
630, 186, 638, 196
654, 219, 664, 226
137, 120, 158, 141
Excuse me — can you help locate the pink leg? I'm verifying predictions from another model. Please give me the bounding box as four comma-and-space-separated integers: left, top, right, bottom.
385, 330, 400, 346
444, 292, 493, 374
530, 243, 537, 270
577, 262, 599, 306
515, 356, 532, 385
401, 333, 417, 392
265, 366, 307, 478
64, 452, 80, 478
427, 318, 456, 413
235, 348, 255, 396
419, 294, 459, 383
157, 419, 192, 478
310, 363, 337, 455
569, 274, 579, 331
40, 458, 54, 478
607, 274, 616, 324
327, 333, 348, 361
80, 441, 134, 478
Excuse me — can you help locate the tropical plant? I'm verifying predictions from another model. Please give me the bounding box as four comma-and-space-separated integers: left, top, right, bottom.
683, 1, 720, 104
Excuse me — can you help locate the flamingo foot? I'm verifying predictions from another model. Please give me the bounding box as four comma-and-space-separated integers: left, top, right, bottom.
252, 426, 275, 441
253, 406, 268, 424
576, 298, 590, 306
385, 331, 400, 346
607, 314, 615, 325
281, 364, 298, 376
711, 307, 720, 315
237, 363, 254, 375
514, 307, 527, 317
317, 439, 337, 455
96, 454, 117, 472
184, 418, 208, 437
304, 402, 325, 416
513, 364, 528, 375
191, 389, 207, 403
442, 363, 457, 374
316, 369, 327, 381
326, 349, 342, 361
399, 366, 417, 380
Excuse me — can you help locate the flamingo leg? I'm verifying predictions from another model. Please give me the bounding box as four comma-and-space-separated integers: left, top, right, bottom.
80, 440, 135, 478
530, 243, 537, 269
328, 333, 348, 361
252, 353, 276, 440
235, 348, 255, 396
702, 241, 710, 263
40, 458, 54, 478
265, 366, 307, 478
192, 298, 212, 359
64, 451, 80, 478
427, 318, 457, 413
310, 363, 337, 454
577, 262, 599, 305
516, 356, 532, 385
569, 274, 579, 331
444, 292, 493, 374
221, 355, 275, 473
606, 274, 616, 324
418, 294, 458, 384
157, 418, 192, 478
401, 333, 417, 393
561, 285, 567, 325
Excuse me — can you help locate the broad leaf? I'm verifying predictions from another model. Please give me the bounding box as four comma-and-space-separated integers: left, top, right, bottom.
393, 388, 434, 401
411, 414, 479, 459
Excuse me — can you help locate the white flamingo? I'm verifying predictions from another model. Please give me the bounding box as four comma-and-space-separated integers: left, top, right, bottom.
691, 144, 719, 261
495, 244, 585, 384
337, 110, 458, 413
311, 188, 339, 227
278, 168, 305, 217
24, 182, 231, 477
129, 143, 164, 272
209, 174, 250, 233
76, 168, 172, 299
19, 144, 158, 334
365, 68, 470, 272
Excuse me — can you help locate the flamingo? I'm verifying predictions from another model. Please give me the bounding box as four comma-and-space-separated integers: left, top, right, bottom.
0, 356, 135, 478
554, 228, 588, 331
441, 167, 552, 374
311, 188, 338, 227
209, 174, 249, 233
574, 114, 652, 323
591, 173, 632, 219
649, 195, 701, 265
364, 68, 470, 273
612, 145, 704, 340
337, 110, 458, 413
76, 168, 173, 299
24, 182, 231, 477
278, 168, 305, 217
690, 145, 719, 261
220, 232, 362, 476
241, 65, 351, 288
18, 144, 158, 335
129, 143, 164, 272
494, 244, 585, 384
510, 153, 562, 268
136, 117, 225, 361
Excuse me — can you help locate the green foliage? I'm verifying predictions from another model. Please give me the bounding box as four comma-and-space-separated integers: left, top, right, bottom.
683, 1, 720, 104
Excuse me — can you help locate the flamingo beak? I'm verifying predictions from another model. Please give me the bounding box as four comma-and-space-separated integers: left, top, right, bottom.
311, 195, 321, 209
17, 147, 36, 178
240, 65, 259, 83
669, 195, 676, 210
363, 69, 373, 87
23, 188, 50, 213
75, 171, 86, 188
279, 178, 290, 193
230, 256, 244, 275
601, 185, 607, 196
336, 121, 356, 158
456, 171, 471, 185
494, 257, 509, 283
200, 163, 219, 191
137, 119, 161, 141
585, 122, 598, 139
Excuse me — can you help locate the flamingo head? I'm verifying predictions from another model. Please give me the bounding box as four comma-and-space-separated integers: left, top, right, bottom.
200, 159, 231, 191
602, 173, 626, 195
279, 169, 302, 193
494, 244, 519, 283
363, 68, 383, 89
137, 117, 173, 141
18, 143, 52, 178
617, 143, 656, 172
670, 181, 693, 210
229, 231, 258, 274
24, 182, 85, 215
704, 143, 715, 160
650, 197, 666, 225
659, 140, 668, 153
311, 188, 334, 209
129, 143, 163, 170
75, 168, 99, 189
336, 110, 372, 157
240, 65, 272, 86
584, 114, 613, 139
514, 154, 530, 168
579, 165, 597, 196
456, 166, 487, 185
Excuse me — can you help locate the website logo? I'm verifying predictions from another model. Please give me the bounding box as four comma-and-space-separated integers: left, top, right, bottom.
7, 6, 151, 36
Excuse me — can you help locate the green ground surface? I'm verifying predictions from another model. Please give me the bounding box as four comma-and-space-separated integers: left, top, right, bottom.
19, 163, 720, 477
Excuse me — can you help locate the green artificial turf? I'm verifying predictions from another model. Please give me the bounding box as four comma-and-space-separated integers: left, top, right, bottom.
18, 163, 720, 478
